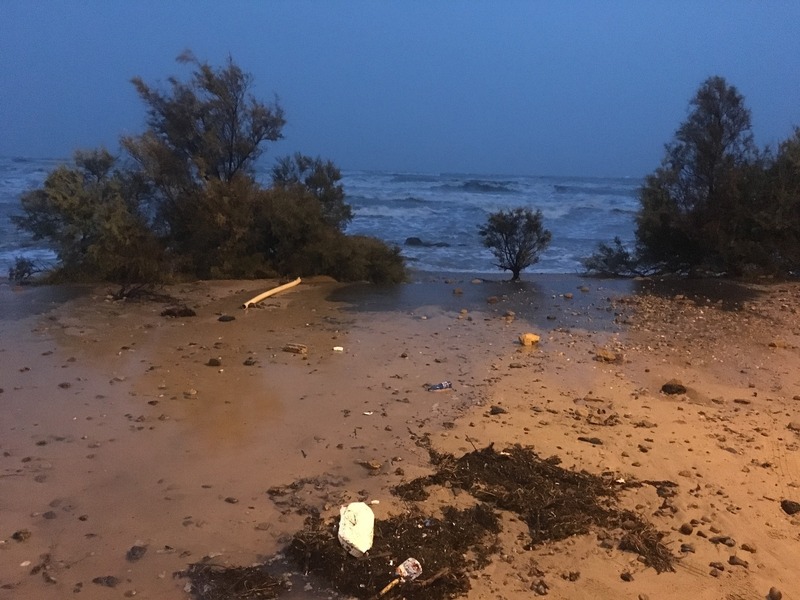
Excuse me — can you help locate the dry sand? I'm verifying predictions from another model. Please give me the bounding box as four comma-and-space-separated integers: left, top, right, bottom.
1, 275, 799, 600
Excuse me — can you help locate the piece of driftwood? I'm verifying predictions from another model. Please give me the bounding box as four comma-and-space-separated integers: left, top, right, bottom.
242, 278, 301, 309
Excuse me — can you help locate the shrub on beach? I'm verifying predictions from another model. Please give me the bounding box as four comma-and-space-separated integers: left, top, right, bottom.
11, 52, 406, 291
585, 76, 800, 278
478, 207, 552, 281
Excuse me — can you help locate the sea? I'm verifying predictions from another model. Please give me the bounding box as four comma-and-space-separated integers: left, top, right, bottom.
0, 156, 641, 279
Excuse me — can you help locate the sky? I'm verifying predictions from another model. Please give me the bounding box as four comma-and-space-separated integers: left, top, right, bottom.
2, 2, 799, 178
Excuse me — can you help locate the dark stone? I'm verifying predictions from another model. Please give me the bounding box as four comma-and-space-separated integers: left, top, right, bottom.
126, 545, 147, 562
728, 555, 748, 568
92, 576, 120, 588
577, 436, 603, 445
661, 379, 687, 395
206, 358, 222, 367
218, 315, 235, 322
404, 237, 450, 248
161, 306, 196, 318
489, 405, 508, 415
679, 523, 693, 535
11, 529, 31, 542
780, 499, 800, 515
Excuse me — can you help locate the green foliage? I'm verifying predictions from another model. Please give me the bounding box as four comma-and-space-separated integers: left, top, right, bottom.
271, 153, 353, 231
12, 149, 165, 288
122, 52, 286, 274
478, 207, 552, 281
581, 237, 651, 278
7, 257, 40, 283
587, 76, 800, 278
10, 53, 406, 286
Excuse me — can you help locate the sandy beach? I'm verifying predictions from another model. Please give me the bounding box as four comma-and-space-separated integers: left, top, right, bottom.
1, 275, 799, 600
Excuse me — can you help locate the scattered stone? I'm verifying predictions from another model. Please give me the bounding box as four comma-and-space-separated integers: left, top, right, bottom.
733, 398, 751, 405
620, 571, 633, 582
787, 422, 800, 433
224, 497, 239, 504
594, 348, 621, 363
489, 405, 508, 415
564, 292, 574, 299
243, 357, 257, 366
728, 555, 749, 568
679, 523, 693, 535
519, 333, 540, 346
709, 535, 735, 547
11, 529, 31, 542
531, 579, 549, 595
283, 343, 308, 355
740, 543, 756, 553
161, 306, 196, 318
768, 586, 783, 600
680, 543, 695, 553
206, 358, 222, 367
577, 436, 603, 445
780, 499, 800, 515
42, 511, 57, 520
357, 460, 382, 471
217, 315, 235, 322
709, 561, 725, 571
661, 380, 686, 395
92, 576, 120, 588
126, 545, 147, 562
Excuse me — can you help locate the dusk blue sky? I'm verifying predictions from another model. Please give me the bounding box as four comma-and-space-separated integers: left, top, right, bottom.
2, 2, 799, 177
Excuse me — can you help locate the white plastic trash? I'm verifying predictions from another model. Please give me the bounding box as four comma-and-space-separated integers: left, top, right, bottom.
338, 502, 375, 557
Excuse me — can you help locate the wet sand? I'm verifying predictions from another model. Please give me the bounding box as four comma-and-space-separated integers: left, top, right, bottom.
1, 275, 799, 599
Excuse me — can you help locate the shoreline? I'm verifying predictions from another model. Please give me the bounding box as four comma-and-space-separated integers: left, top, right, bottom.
1, 276, 799, 599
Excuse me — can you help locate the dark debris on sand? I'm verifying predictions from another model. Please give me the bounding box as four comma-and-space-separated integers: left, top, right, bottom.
177, 443, 676, 600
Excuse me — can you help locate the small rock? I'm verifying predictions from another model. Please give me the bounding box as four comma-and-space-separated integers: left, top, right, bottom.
161, 306, 196, 318
620, 571, 633, 582
661, 379, 687, 395
728, 555, 749, 568
768, 586, 782, 600
780, 499, 800, 515
283, 343, 308, 355
126, 545, 147, 562
577, 436, 603, 445
519, 333, 540, 346
92, 576, 120, 588
679, 523, 693, 535
489, 405, 508, 415
740, 543, 756, 553
206, 357, 222, 367
788, 422, 800, 433
709, 535, 735, 547
594, 348, 621, 363
709, 561, 725, 571
680, 543, 695, 553
217, 315, 235, 322
224, 497, 239, 504
11, 529, 31, 542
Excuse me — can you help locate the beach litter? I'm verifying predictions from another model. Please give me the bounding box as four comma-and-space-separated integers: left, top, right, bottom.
379, 557, 422, 595
425, 381, 452, 392
338, 502, 375, 557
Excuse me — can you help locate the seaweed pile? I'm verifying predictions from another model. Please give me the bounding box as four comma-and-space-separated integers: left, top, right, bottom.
178, 443, 675, 600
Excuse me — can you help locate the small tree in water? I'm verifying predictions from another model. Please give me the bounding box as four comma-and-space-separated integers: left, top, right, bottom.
478, 207, 552, 281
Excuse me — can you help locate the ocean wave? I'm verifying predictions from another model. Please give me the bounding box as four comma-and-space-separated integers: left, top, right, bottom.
436, 179, 517, 194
